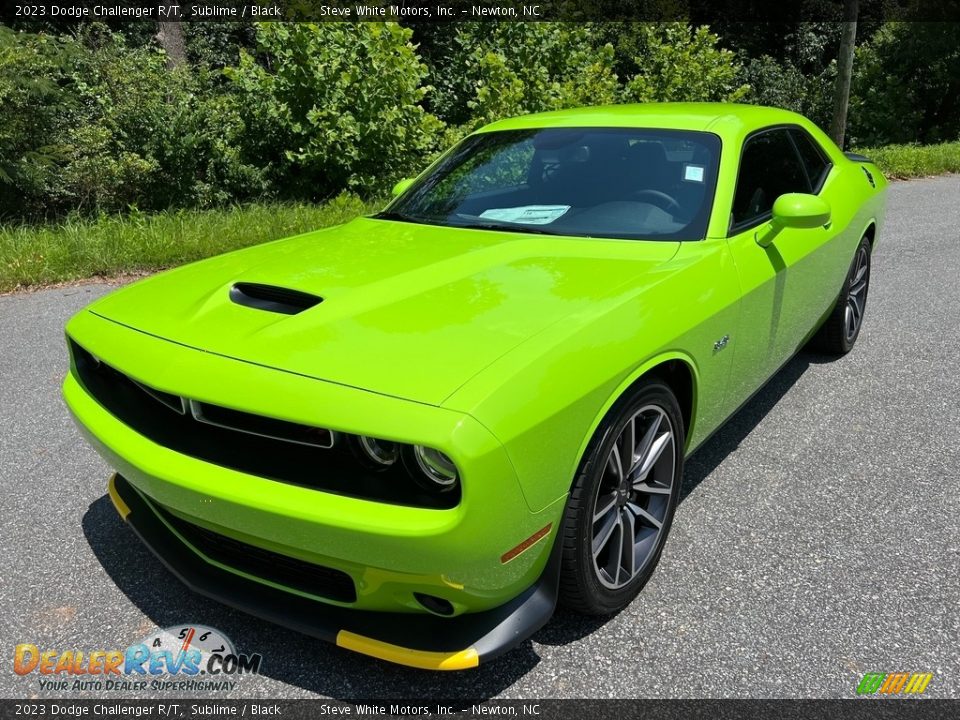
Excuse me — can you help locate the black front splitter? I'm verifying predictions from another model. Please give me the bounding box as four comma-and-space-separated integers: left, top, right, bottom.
107, 473, 560, 670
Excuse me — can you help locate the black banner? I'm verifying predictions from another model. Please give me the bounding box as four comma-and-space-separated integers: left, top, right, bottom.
4, 0, 960, 23
1, 700, 958, 720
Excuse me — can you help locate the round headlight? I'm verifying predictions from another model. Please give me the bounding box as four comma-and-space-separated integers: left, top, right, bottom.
412, 446, 458, 489
356, 435, 400, 467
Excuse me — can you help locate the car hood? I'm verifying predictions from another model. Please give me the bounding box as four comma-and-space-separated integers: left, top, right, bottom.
90, 218, 679, 405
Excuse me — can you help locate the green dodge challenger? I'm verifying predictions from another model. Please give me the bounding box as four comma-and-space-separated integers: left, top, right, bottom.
64, 103, 886, 670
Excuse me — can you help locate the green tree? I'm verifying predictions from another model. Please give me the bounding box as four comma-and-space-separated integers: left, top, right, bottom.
183, 22, 257, 71
850, 22, 960, 145
225, 22, 443, 196
616, 23, 749, 103
733, 23, 841, 131
1, 25, 267, 218
739, 53, 836, 130
0, 27, 75, 217
56, 28, 266, 211
436, 23, 619, 131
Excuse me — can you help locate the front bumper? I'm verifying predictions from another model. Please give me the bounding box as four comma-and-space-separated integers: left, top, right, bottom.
65, 309, 563, 614
109, 473, 561, 670
65, 309, 566, 666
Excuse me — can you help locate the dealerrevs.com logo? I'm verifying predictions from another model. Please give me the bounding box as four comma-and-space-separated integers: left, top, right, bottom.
856, 672, 933, 696
14, 625, 262, 692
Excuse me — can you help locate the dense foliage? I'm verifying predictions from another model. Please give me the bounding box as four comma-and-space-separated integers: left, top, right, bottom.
0, 25, 267, 218
733, 23, 839, 130
225, 23, 444, 197
0, 20, 958, 221
850, 22, 960, 146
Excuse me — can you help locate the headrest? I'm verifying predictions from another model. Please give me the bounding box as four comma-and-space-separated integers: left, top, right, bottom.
627, 142, 669, 168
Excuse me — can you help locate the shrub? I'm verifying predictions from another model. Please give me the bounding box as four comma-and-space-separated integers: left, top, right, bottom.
57, 29, 268, 211
0, 27, 75, 218
1, 26, 269, 218
225, 22, 444, 197
617, 24, 749, 104
739, 54, 835, 131
435, 23, 619, 131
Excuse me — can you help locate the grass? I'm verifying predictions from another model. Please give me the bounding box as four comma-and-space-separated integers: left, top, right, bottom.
854, 140, 960, 179
0, 194, 383, 293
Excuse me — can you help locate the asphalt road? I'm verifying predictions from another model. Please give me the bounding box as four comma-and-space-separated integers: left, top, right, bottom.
1, 176, 959, 701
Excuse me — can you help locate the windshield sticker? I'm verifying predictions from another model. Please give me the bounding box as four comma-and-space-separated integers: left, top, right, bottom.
479, 205, 570, 225
683, 164, 705, 183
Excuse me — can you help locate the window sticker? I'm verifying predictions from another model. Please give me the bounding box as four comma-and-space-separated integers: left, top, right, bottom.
479, 205, 570, 225
684, 164, 705, 183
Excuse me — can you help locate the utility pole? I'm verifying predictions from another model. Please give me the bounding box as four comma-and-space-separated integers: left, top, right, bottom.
830, 0, 859, 148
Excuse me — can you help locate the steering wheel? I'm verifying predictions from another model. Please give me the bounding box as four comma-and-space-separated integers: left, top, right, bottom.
633, 189, 682, 214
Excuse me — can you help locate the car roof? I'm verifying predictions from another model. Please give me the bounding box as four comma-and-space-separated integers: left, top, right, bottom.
476, 103, 809, 138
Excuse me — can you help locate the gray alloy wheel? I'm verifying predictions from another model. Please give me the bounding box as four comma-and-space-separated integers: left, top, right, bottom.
559, 378, 684, 615
591, 405, 676, 589
809, 234, 872, 355
844, 244, 870, 343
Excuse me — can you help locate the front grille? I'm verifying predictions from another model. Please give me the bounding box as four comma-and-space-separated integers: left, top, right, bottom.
189, 399, 334, 449
69, 339, 456, 509
154, 503, 357, 603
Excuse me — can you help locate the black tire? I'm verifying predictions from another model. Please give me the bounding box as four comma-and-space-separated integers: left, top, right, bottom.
558, 378, 685, 616
810, 236, 872, 354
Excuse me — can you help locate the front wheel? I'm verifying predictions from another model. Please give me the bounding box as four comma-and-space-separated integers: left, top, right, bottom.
558, 379, 684, 616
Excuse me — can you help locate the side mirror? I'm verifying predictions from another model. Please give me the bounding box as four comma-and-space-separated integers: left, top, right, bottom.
771, 193, 831, 229
391, 177, 415, 197
756, 193, 831, 247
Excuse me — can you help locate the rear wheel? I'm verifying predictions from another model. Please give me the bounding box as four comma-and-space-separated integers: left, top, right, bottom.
559, 379, 684, 615
811, 236, 872, 354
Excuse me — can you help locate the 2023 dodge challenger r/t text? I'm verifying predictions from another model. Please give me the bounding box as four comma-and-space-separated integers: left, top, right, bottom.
64, 103, 886, 670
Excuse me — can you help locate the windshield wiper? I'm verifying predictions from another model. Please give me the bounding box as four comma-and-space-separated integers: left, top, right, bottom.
373, 210, 421, 223
375, 212, 563, 236
452, 215, 564, 236
456, 222, 561, 236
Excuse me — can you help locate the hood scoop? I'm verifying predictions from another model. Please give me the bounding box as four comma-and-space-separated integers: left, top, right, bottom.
229, 282, 323, 315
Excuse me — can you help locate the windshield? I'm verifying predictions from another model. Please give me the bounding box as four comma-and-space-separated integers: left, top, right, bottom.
380, 127, 721, 241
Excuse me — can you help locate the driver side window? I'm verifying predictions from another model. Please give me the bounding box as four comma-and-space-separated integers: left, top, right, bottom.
731, 129, 810, 231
